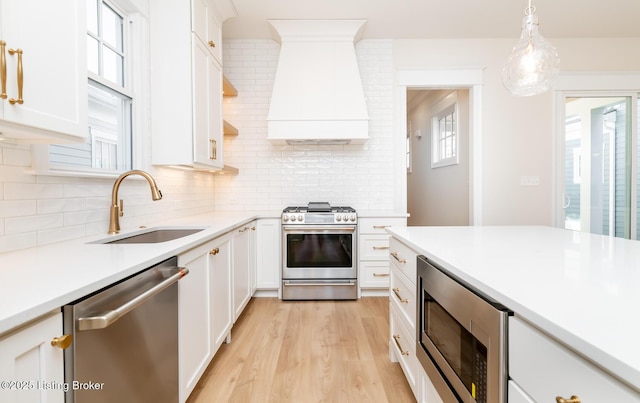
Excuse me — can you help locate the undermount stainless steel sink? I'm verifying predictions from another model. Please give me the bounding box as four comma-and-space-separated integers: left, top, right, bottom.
91, 227, 206, 244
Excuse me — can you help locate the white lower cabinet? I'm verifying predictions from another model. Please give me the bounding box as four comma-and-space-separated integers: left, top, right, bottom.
255, 218, 281, 293
508, 380, 535, 403
358, 217, 406, 292
509, 316, 640, 403
389, 235, 421, 399
208, 234, 233, 352
178, 219, 274, 402
232, 223, 253, 321
178, 233, 232, 403
0, 311, 65, 403
389, 234, 446, 403
390, 302, 418, 395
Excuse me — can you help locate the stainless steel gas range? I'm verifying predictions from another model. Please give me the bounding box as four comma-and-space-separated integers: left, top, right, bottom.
281, 202, 357, 300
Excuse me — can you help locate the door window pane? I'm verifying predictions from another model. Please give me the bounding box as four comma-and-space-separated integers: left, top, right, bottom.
564, 97, 631, 238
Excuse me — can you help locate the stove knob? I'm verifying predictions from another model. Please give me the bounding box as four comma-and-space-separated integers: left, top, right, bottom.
283, 215, 289, 222
336, 215, 342, 222
297, 215, 303, 222
350, 215, 356, 222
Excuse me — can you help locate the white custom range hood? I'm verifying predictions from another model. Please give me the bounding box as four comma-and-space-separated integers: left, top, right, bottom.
267, 20, 369, 145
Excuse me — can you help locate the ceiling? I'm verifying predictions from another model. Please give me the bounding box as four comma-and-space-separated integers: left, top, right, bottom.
221, 0, 640, 40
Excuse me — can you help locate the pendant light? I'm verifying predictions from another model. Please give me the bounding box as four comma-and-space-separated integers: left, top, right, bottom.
502, 0, 560, 96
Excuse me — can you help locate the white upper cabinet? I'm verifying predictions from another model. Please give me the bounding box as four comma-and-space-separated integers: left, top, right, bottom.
150, 0, 224, 170
192, 0, 222, 64
0, 0, 87, 143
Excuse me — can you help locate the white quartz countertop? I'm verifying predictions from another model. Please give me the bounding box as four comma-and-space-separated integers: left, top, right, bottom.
0, 211, 278, 336
386, 225, 640, 392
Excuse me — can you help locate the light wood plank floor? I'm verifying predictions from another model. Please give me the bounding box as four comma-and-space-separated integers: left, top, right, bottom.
187, 297, 416, 403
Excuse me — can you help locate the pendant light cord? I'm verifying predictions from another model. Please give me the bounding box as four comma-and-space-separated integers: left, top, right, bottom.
525, 0, 535, 16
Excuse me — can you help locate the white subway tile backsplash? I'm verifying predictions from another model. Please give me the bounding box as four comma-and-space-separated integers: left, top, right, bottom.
38, 225, 86, 246
0, 232, 37, 253
37, 198, 87, 214
0, 200, 37, 218
5, 213, 63, 235
4, 182, 64, 200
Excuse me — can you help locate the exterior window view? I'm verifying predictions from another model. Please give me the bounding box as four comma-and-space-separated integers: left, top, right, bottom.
0, 1, 639, 403
563, 96, 640, 240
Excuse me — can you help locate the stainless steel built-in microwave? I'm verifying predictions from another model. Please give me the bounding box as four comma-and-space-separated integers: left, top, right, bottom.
416, 255, 512, 403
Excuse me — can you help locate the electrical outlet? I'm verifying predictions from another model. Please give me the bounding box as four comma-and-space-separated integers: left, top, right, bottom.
520, 176, 540, 186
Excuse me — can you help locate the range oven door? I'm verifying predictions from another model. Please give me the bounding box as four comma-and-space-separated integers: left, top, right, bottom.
416, 255, 511, 403
282, 224, 357, 280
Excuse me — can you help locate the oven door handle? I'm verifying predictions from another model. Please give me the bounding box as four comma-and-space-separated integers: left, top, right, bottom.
283, 225, 356, 232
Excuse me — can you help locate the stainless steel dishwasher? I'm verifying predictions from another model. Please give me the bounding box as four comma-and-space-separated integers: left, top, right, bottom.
63, 256, 188, 403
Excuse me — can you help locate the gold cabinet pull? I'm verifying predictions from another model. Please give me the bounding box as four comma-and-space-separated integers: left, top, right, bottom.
8, 48, 23, 105
209, 139, 217, 160
51, 334, 72, 349
373, 225, 390, 229
372, 272, 389, 277
239, 226, 249, 232
251, 226, 256, 231
372, 245, 389, 250
556, 396, 581, 403
390, 252, 406, 264
0, 40, 6, 99
208, 40, 216, 48
392, 335, 409, 356
392, 287, 408, 303
209, 247, 220, 255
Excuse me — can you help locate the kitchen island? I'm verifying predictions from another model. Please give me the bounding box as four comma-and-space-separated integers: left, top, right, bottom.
387, 225, 640, 400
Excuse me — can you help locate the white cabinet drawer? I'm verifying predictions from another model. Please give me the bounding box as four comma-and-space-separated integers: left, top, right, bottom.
390, 302, 418, 395
360, 261, 390, 288
509, 316, 639, 402
359, 234, 390, 260
390, 264, 416, 332
508, 380, 535, 403
359, 217, 406, 234
389, 237, 417, 285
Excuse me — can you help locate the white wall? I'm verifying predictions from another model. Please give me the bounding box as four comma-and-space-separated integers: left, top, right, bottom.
216, 39, 396, 211
395, 38, 640, 225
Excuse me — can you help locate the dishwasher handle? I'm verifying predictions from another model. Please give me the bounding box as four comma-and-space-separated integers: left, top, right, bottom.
77, 267, 189, 331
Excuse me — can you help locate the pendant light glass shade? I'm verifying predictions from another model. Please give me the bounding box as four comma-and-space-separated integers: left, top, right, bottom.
502, 6, 560, 96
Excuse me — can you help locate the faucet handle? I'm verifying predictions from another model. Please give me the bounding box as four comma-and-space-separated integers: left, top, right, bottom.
119, 199, 124, 217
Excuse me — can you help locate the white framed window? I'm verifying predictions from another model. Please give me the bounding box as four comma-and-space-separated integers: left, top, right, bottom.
40, 0, 136, 176
431, 92, 459, 168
